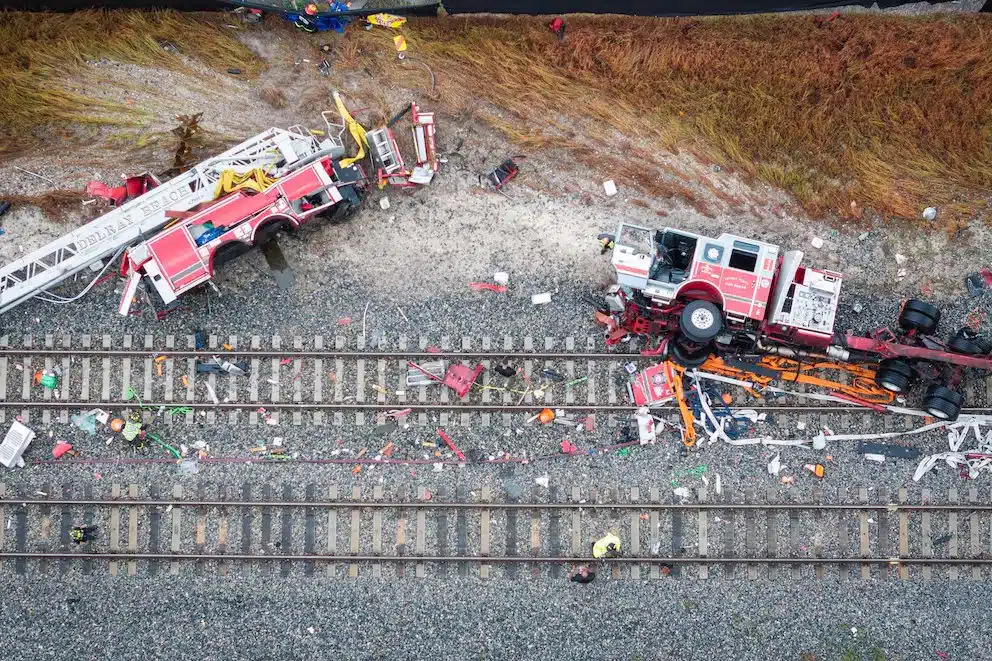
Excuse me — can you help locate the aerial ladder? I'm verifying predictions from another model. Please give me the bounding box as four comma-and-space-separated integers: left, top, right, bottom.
0, 124, 345, 316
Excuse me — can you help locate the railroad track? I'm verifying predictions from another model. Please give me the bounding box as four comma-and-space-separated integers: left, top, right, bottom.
2, 333, 991, 430
1, 482, 988, 580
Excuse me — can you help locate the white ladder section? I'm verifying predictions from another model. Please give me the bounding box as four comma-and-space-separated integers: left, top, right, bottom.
0, 126, 334, 315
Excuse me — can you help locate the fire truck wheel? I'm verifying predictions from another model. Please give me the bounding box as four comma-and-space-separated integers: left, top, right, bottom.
679, 300, 723, 344
948, 328, 992, 355
898, 299, 940, 335
874, 358, 914, 393
669, 341, 710, 368
923, 385, 963, 421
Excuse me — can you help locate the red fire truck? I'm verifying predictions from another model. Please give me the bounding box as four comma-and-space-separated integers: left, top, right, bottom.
600, 222, 992, 421
117, 157, 365, 315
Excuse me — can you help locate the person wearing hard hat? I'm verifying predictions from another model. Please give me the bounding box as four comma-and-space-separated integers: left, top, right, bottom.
592, 532, 622, 559
117, 413, 148, 450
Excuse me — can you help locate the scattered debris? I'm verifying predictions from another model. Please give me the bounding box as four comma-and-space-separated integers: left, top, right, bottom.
52, 441, 73, 459
895, 253, 908, 265
483, 158, 520, 191
379, 197, 391, 210
922, 207, 938, 221
966, 273, 985, 297
493, 272, 510, 286
857, 442, 921, 460
804, 463, 825, 479
535, 474, 550, 488
767, 453, 782, 476
603, 180, 617, 196
673, 487, 690, 499
469, 282, 508, 293
531, 292, 552, 305
437, 428, 466, 462
810, 236, 824, 249
1, 421, 35, 468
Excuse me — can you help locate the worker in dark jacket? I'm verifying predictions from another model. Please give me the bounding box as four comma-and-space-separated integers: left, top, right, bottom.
569, 564, 595, 584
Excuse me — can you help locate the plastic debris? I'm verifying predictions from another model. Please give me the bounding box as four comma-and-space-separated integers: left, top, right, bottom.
864, 454, 886, 463
804, 463, 825, 479
531, 292, 552, 305
538, 408, 555, 424
767, 453, 782, 476
560, 440, 578, 454
535, 474, 550, 488
922, 207, 938, 221
493, 272, 509, 286
469, 282, 508, 293
780, 476, 795, 485
603, 180, 617, 196
673, 487, 690, 499
810, 236, 824, 249
52, 441, 73, 459
1, 421, 35, 468
379, 197, 391, 210
635, 406, 656, 444
178, 457, 200, 475
70, 412, 98, 435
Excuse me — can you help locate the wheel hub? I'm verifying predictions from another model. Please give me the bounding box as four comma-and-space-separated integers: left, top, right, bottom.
690, 308, 715, 330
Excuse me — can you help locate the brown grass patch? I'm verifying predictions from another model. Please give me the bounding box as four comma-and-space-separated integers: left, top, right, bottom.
0, 10, 262, 147
3, 191, 89, 221
261, 86, 288, 109
349, 14, 992, 224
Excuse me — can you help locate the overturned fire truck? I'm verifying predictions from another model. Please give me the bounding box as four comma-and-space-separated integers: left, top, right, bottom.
599, 222, 992, 421
0, 99, 439, 319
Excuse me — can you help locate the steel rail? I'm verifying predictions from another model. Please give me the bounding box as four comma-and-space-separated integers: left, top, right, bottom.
0, 551, 983, 564
2, 399, 987, 414
0, 348, 635, 360
2, 499, 986, 511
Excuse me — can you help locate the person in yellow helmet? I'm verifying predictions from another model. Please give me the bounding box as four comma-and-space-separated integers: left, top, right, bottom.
592, 533, 622, 559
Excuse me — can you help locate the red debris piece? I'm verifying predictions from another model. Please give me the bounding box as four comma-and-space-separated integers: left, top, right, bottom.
280, 358, 292, 366
437, 428, 466, 462
442, 363, 484, 398
337, 317, 354, 326
583, 415, 597, 432
426, 346, 442, 354
52, 441, 73, 459
981, 267, 992, 287
469, 282, 508, 293
560, 440, 578, 455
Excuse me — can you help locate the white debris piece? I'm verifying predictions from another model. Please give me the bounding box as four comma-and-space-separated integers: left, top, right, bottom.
531, 292, 552, 305
535, 474, 550, 488
895, 253, 907, 265
864, 454, 886, 463
493, 272, 509, 286
922, 207, 938, 221
603, 180, 617, 196
673, 487, 691, 499
810, 236, 824, 249
379, 197, 391, 210
0, 421, 35, 469
715, 473, 722, 495
273, 437, 283, 447
636, 407, 656, 444
767, 453, 782, 476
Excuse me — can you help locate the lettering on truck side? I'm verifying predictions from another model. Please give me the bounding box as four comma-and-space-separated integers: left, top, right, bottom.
75, 183, 194, 254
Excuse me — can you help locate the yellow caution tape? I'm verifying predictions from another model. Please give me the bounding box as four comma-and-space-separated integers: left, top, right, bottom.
367, 13, 407, 28
333, 91, 368, 168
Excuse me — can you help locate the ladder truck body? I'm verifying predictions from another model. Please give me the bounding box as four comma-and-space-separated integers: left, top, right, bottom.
0, 125, 345, 315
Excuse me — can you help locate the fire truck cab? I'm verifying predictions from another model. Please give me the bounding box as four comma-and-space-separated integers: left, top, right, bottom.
605, 222, 844, 364
118, 157, 365, 315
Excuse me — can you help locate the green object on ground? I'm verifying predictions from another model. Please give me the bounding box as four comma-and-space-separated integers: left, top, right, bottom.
616, 447, 632, 457
148, 433, 181, 459
40, 373, 57, 389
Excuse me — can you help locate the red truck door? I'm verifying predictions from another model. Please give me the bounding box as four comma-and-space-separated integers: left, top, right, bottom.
147, 227, 210, 296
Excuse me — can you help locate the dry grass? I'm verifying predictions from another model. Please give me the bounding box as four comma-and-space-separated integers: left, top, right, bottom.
3, 190, 89, 221
0, 10, 262, 149
355, 14, 992, 224
261, 86, 288, 109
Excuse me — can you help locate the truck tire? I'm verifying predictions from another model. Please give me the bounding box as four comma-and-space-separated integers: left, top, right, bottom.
874, 358, 914, 393
679, 300, 723, 344
923, 385, 963, 421
948, 328, 992, 355
898, 299, 940, 335
669, 340, 710, 368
